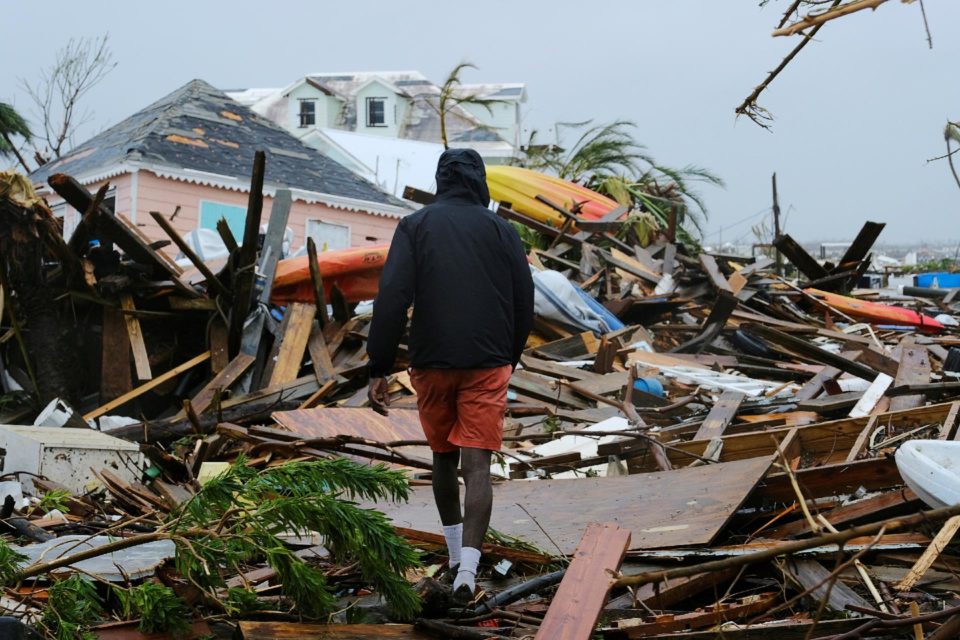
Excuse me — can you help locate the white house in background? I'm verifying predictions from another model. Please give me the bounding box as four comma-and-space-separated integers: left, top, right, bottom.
226, 71, 527, 165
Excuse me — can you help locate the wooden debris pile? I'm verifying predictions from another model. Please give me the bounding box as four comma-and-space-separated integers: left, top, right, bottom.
1, 164, 960, 639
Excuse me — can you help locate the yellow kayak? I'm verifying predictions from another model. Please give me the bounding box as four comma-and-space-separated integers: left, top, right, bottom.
486, 166, 622, 227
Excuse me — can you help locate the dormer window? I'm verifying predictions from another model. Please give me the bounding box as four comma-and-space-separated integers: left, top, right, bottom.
366, 97, 386, 127
298, 100, 316, 127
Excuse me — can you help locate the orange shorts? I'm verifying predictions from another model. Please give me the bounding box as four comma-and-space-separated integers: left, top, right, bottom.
410, 365, 512, 453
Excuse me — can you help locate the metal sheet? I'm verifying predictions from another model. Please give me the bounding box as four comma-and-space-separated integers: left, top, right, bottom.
15, 535, 176, 582
368, 456, 772, 554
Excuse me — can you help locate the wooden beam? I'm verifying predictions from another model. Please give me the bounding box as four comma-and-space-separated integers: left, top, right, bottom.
534, 523, 631, 640
693, 390, 745, 441
848, 373, 894, 418
228, 150, 266, 354
100, 304, 132, 402
186, 353, 255, 416
306, 237, 330, 327
268, 303, 316, 387
895, 515, 960, 592
744, 323, 880, 381
306, 321, 336, 383
699, 254, 734, 293
119, 294, 152, 381
773, 233, 829, 282
148, 210, 231, 299
83, 352, 211, 421
890, 342, 930, 412
794, 365, 842, 402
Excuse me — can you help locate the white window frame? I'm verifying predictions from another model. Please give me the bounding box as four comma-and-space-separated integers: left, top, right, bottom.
298, 99, 317, 128
306, 219, 352, 252
365, 97, 387, 127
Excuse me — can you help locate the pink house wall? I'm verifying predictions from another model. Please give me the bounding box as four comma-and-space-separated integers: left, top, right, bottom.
44, 169, 402, 257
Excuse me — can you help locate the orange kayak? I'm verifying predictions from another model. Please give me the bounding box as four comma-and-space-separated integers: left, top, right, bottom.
271, 245, 389, 305
486, 166, 622, 228
804, 288, 945, 332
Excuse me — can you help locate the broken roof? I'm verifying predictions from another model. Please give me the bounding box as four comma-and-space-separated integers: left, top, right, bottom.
30, 79, 408, 212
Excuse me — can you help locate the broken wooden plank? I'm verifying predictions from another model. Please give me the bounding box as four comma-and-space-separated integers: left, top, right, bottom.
535, 523, 631, 640
794, 365, 843, 402
797, 390, 864, 413
148, 210, 230, 299
782, 557, 873, 612
848, 373, 894, 418
693, 390, 745, 441
699, 254, 733, 293
744, 323, 880, 381
773, 233, 829, 282
895, 515, 960, 592
237, 622, 431, 639
369, 457, 772, 553
890, 342, 931, 412
83, 351, 211, 421
100, 304, 131, 402
228, 151, 266, 354
306, 237, 330, 327
186, 353, 256, 416
306, 321, 336, 383
267, 302, 316, 387
119, 294, 152, 381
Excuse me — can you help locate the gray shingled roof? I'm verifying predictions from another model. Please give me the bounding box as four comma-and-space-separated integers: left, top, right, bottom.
30, 79, 408, 210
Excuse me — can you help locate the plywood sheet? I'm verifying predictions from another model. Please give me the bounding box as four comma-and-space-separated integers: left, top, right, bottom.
369, 456, 771, 553
272, 407, 425, 442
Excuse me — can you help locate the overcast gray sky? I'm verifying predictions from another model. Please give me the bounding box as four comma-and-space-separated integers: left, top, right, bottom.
3, 0, 958, 244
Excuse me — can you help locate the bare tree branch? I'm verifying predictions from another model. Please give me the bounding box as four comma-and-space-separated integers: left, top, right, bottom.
20, 33, 116, 161
773, 0, 892, 37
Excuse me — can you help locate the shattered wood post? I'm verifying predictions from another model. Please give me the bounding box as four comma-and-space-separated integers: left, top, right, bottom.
534, 522, 630, 640
228, 150, 266, 355
772, 172, 783, 276
306, 236, 330, 327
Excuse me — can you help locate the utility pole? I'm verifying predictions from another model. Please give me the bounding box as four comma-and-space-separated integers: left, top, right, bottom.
772, 172, 783, 277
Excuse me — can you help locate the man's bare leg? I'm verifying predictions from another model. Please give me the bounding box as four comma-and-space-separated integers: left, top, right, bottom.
454, 447, 492, 598
432, 450, 463, 570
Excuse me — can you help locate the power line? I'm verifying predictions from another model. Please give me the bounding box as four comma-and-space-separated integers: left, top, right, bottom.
703, 205, 772, 241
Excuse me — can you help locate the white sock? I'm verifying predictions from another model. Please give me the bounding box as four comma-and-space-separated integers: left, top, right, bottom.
454, 546, 481, 592
443, 523, 463, 566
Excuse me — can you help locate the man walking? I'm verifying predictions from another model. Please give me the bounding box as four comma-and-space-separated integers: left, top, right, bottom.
366, 148, 534, 604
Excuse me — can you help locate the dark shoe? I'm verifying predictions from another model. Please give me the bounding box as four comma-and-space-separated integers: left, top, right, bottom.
439, 563, 459, 585
452, 583, 476, 607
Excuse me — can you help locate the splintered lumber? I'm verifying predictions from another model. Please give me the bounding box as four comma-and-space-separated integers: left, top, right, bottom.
273, 407, 425, 442
609, 593, 778, 637
693, 390, 745, 440
535, 523, 631, 640
118, 294, 152, 381
237, 622, 431, 639
83, 351, 211, 421
782, 558, 873, 612
765, 488, 921, 539
631, 619, 865, 640
267, 302, 316, 386
100, 305, 132, 402
699, 253, 733, 292
794, 365, 842, 402
394, 527, 554, 565
744, 323, 879, 381
306, 237, 330, 326
670, 290, 739, 354
774, 234, 829, 282
895, 515, 960, 592
368, 457, 771, 553
306, 322, 336, 382
48, 173, 185, 281
890, 343, 931, 412
228, 150, 266, 353
186, 353, 256, 416
837, 221, 886, 270
606, 568, 740, 611
148, 209, 230, 299
848, 373, 894, 418
257, 188, 292, 305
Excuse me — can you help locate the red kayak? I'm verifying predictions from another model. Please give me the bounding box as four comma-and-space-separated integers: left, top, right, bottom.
804, 288, 945, 333
271, 245, 389, 305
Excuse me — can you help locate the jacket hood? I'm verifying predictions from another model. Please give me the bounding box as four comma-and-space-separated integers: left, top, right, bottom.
435, 148, 490, 206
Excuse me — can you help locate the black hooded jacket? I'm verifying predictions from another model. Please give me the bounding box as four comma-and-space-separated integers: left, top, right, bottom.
366, 148, 535, 377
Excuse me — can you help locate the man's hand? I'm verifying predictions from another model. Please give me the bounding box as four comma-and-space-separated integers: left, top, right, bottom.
368, 376, 390, 416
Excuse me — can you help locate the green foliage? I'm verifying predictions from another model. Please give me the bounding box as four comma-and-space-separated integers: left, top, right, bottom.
114, 582, 191, 635
225, 586, 269, 615
0, 102, 32, 154
35, 489, 71, 515
511, 220, 547, 252
42, 575, 103, 640
424, 61, 508, 149
169, 456, 421, 620
518, 120, 723, 251
0, 539, 27, 585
